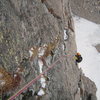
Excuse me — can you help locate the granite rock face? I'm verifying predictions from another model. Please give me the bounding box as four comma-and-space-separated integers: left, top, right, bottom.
70, 0, 100, 24
0, 0, 97, 100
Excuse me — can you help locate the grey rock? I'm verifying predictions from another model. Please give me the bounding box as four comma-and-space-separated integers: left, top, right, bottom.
70, 0, 100, 24
95, 44, 100, 53
0, 0, 97, 100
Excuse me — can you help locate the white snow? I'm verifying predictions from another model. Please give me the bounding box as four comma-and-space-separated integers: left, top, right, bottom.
74, 16, 100, 100
16, 67, 21, 73
38, 48, 45, 57
38, 45, 47, 57
64, 29, 68, 40
38, 59, 46, 95
40, 77, 46, 88
38, 59, 43, 73
37, 88, 45, 96
14, 74, 17, 78
62, 44, 65, 50
29, 48, 34, 57
41, 77, 46, 83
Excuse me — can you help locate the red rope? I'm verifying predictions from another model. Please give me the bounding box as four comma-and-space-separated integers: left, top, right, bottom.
8, 55, 66, 100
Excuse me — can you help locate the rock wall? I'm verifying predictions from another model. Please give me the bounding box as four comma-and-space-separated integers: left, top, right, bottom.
70, 0, 100, 24
0, 0, 97, 100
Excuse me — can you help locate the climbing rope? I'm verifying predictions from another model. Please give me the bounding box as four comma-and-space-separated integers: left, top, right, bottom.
8, 55, 66, 100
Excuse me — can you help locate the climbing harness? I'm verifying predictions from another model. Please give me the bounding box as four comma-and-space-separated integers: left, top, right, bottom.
75, 54, 83, 63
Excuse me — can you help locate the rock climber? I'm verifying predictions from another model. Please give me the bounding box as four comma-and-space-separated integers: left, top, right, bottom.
75, 53, 83, 64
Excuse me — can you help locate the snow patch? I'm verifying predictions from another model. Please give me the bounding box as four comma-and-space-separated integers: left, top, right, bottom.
40, 77, 46, 83
41, 82, 46, 88
64, 30, 68, 40
38, 59, 43, 73
29, 48, 34, 57
37, 89, 45, 96
38, 48, 45, 57
40, 77, 46, 88
38, 58, 46, 95
74, 16, 100, 100
14, 74, 18, 78
62, 44, 65, 50
38, 45, 47, 57
37, 45, 48, 96
16, 67, 21, 73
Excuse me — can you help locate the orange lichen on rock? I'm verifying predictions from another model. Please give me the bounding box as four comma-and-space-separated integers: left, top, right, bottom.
13, 73, 21, 89
48, 8, 54, 14
29, 35, 60, 60
0, 68, 21, 93
43, 35, 60, 57
0, 68, 14, 93
29, 46, 39, 60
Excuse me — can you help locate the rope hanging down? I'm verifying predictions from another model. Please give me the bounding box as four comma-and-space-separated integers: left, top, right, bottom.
8, 55, 66, 100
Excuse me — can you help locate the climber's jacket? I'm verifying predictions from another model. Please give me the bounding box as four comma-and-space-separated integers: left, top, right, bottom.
75, 53, 83, 63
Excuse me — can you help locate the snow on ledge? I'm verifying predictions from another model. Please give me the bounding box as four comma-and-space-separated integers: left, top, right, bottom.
64, 29, 68, 40
37, 88, 45, 96
38, 59, 46, 95
40, 77, 46, 88
38, 59, 43, 73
